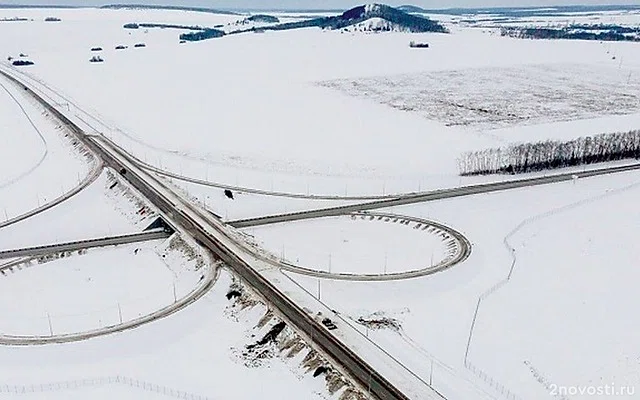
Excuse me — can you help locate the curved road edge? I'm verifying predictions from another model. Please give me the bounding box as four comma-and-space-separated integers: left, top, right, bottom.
4, 65, 442, 399
0, 160, 103, 230
0, 71, 104, 230
0, 259, 220, 346
136, 156, 406, 201
253, 211, 472, 282
229, 162, 640, 229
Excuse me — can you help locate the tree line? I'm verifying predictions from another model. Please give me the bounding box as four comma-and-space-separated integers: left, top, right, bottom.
501, 25, 640, 42
458, 130, 640, 176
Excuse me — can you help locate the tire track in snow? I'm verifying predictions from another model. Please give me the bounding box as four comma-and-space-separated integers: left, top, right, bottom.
0, 80, 48, 189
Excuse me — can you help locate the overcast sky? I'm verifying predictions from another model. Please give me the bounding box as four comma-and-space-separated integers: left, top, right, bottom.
0, 0, 637, 10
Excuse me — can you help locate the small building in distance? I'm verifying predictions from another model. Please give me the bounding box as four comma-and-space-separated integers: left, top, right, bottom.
409, 41, 429, 48
12, 59, 34, 66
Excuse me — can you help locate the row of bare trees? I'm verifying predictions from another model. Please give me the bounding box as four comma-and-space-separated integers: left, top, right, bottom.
458, 130, 640, 176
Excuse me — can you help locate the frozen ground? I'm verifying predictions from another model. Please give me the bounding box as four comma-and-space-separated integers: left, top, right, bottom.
245, 215, 449, 275
276, 170, 640, 399
456, 9, 640, 29
320, 63, 640, 130
470, 179, 640, 399
0, 242, 176, 336
0, 74, 93, 221
2, 6, 640, 400
0, 161, 208, 337
0, 171, 155, 249
0, 271, 337, 400
0, 80, 45, 188
2, 8, 636, 196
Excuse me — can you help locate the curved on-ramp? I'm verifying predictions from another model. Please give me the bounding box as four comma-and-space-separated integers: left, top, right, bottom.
138, 158, 410, 201
0, 256, 219, 346
265, 212, 472, 282
0, 71, 104, 230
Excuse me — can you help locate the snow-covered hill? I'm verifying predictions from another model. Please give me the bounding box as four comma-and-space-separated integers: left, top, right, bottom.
344, 17, 407, 32
336, 3, 447, 32
232, 4, 447, 34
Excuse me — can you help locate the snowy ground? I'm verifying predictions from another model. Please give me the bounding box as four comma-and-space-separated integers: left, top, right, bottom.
1, 6, 640, 400
320, 63, 640, 130
163, 176, 359, 221
0, 171, 155, 249
0, 271, 338, 400
454, 10, 640, 29
0, 242, 176, 336
2, 8, 637, 196
0, 74, 92, 221
246, 215, 449, 275
279, 170, 640, 399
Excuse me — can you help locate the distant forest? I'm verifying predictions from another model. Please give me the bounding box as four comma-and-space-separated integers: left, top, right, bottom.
501, 25, 640, 42
458, 130, 640, 176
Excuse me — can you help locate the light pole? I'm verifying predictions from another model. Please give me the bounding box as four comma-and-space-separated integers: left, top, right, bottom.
384, 252, 387, 274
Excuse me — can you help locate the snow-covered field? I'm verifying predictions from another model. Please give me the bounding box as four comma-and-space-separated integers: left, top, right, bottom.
0, 271, 335, 400
0, 242, 176, 335
0, 74, 93, 221
320, 63, 640, 130
3, 8, 637, 196
284, 170, 640, 399
456, 10, 640, 29
247, 215, 449, 275
1, 5, 640, 400
0, 171, 153, 249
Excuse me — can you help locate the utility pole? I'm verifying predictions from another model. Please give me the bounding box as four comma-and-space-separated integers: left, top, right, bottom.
384, 252, 387, 274
429, 359, 434, 386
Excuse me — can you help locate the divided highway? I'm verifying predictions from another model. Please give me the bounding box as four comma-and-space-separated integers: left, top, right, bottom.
0, 229, 171, 260
0, 70, 436, 400
229, 162, 640, 228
